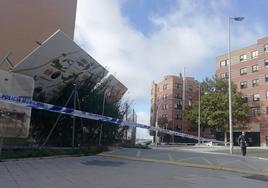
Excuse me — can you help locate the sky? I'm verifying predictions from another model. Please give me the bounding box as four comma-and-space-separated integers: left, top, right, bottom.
74, 0, 268, 138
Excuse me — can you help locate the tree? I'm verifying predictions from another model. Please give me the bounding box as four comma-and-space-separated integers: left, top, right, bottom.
30, 77, 129, 147
186, 77, 249, 144
157, 116, 168, 142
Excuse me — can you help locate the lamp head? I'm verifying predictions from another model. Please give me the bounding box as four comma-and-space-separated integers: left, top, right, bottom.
233, 17, 245, 21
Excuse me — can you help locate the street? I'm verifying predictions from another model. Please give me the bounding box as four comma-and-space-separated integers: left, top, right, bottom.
1, 148, 268, 188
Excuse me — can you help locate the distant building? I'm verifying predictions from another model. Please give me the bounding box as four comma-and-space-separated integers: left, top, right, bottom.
216, 37, 268, 146
0, 0, 77, 70
150, 74, 199, 141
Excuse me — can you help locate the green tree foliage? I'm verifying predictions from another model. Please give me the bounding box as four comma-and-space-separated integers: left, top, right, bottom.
30, 77, 129, 147
157, 116, 168, 142
157, 116, 168, 128
186, 77, 249, 136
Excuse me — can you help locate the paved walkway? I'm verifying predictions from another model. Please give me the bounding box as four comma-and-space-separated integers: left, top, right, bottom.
155, 145, 268, 158
1, 155, 268, 188
101, 147, 268, 175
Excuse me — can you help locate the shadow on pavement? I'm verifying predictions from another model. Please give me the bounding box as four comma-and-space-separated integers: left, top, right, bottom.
244, 175, 268, 182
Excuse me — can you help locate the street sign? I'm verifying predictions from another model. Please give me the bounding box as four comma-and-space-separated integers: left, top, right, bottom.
0, 70, 34, 138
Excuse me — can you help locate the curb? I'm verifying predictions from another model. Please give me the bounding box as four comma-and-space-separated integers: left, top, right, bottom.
98, 152, 268, 177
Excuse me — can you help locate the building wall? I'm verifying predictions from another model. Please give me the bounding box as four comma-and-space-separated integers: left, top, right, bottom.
150, 75, 199, 135
216, 37, 268, 146
0, 0, 77, 70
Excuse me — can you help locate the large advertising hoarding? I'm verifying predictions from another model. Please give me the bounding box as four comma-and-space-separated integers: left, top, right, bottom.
12, 30, 108, 100
0, 70, 34, 138
101, 75, 128, 102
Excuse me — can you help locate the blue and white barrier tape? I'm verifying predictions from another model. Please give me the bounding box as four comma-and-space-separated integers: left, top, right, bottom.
0, 93, 222, 143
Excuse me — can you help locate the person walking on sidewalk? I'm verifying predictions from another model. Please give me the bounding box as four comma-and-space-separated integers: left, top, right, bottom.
237, 131, 247, 156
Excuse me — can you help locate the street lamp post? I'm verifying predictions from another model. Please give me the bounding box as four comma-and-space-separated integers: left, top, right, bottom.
198, 82, 201, 144
155, 103, 161, 146
228, 16, 244, 154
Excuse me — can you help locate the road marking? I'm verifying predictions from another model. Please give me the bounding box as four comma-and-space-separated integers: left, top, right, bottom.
168, 153, 174, 161
136, 150, 141, 158
201, 157, 213, 165
263, 168, 268, 172
98, 152, 268, 177
179, 156, 199, 162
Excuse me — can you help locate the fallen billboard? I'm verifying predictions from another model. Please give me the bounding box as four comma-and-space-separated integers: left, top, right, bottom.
100, 75, 128, 102
0, 70, 34, 138
12, 30, 108, 100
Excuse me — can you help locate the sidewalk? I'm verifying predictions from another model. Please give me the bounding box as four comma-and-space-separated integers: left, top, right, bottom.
100, 147, 268, 176
157, 145, 268, 159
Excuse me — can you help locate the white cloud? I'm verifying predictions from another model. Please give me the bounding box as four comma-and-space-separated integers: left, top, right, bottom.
75, 0, 265, 134
136, 111, 152, 139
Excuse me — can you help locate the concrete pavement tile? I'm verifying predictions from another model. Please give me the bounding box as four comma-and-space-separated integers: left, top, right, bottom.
0, 181, 20, 188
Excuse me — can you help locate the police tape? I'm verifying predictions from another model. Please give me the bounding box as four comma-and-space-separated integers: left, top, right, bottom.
0, 93, 222, 143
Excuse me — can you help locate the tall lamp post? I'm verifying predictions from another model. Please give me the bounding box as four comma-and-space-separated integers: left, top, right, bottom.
155, 103, 161, 146
198, 82, 201, 144
228, 16, 244, 154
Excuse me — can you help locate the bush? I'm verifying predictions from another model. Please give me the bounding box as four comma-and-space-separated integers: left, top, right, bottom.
119, 143, 150, 149
0, 146, 108, 160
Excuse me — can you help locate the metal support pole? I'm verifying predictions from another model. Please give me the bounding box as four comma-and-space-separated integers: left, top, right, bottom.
98, 91, 106, 145
228, 17, 233, 154
42, 90, 75, 147
75, 90, 84, 147
182, 67, 186, 132
0, 138, 3, 160
72, 84, 77, 150
198, 83, 201, 144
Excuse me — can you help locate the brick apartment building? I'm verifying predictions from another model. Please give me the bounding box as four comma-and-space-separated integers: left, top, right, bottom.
216, 37, 268, 146
150, 75, 199, 141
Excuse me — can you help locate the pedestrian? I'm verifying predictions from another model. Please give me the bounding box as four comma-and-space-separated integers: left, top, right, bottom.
237, 131, 247, 156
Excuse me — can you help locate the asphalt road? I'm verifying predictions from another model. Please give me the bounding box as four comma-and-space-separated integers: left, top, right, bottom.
1, 154, 268, 188
106, 147, 268, 173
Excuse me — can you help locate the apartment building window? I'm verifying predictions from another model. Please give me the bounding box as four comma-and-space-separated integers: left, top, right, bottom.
240, 54, 247, 62
252, 79, 259, 87
242, 96, 248, 103
220, 72, 229, 79
220, 60, 229, 67
252, 50, 258, 59
251, 107, 261, 116
175, 94, 182, 99
163, 94, 168, 100
174, 103, 182, 110
265, 75, 268, 82
240, 67, 247, 75
253, 94, 260, 101
175, 83, 182, 89
189, 100, 192, 106
162, 104, 168, 110
240, 81, 247, 89
264, 44, 268, 52
176, 114, 182, 120
162, 114, 168, 118
163, 84, 168, 90
265, 60, 268, 68
252, 65, 259, 72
